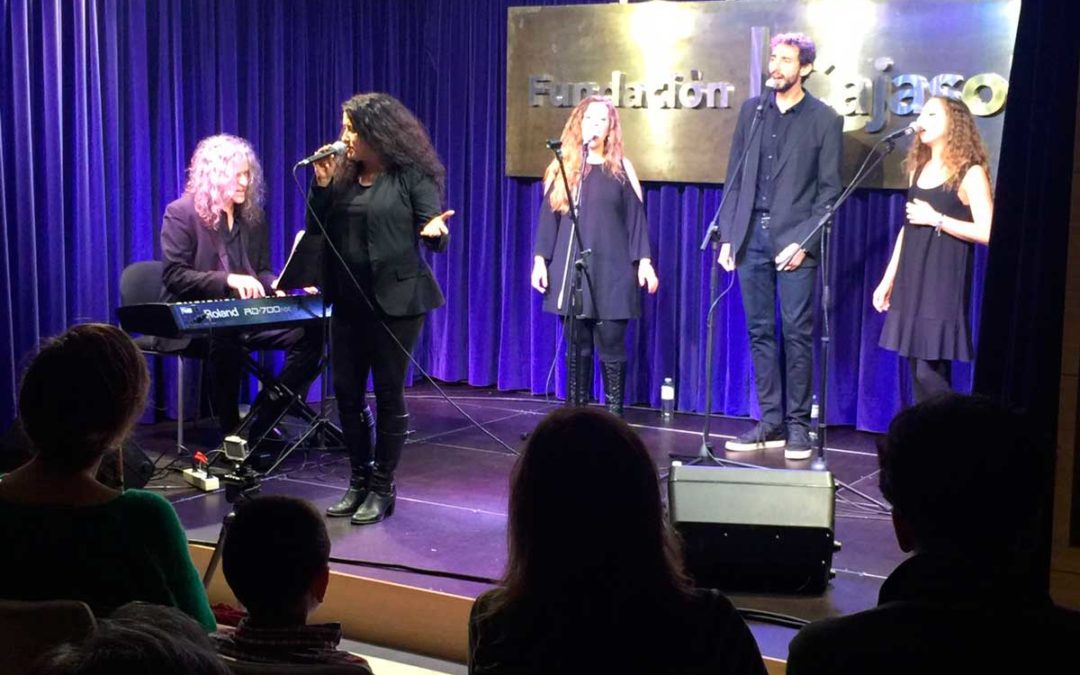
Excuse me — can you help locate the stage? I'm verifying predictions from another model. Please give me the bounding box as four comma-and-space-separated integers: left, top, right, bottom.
135, 381, 905, 663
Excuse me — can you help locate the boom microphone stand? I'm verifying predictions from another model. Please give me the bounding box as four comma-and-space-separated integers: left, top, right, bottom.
547, 138, 596, 407
776, 131, 912, 470
672, 89, 770, 464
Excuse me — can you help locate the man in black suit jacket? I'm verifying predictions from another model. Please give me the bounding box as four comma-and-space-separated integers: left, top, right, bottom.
715, 32, 842, 460
161, 135, 322, 450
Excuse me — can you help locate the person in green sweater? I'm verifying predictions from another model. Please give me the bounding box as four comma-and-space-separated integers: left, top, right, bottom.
0, 323, 216, 631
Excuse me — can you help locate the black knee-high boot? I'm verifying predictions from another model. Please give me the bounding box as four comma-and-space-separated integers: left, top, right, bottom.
565, 346, 580, 406
326, 404, 375, 517
566, 349, 592, 406
351, 413, 408, 525
576, 356, 593, 407
601, 361, 626, 417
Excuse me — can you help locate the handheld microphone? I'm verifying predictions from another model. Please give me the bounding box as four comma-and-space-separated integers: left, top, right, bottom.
295, 141, 347, 167
881, 123, 922, 142
582, 135, 597, 148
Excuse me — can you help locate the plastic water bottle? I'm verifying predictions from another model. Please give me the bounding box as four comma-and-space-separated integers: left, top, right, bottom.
660, 377, 675, 421
809, 394, 820, 448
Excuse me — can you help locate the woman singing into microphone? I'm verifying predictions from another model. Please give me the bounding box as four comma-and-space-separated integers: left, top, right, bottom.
531, 95, 658, 417
307, 93, 453, 524
873, 96, 993, 403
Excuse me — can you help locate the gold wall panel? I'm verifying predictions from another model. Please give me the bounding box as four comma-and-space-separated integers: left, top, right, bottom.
507, 0, 1019, 187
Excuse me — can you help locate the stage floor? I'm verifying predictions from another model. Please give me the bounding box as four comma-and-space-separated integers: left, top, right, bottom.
136, 382, 905, 662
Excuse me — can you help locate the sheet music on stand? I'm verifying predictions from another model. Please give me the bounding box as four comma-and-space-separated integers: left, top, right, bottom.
274, 231, 322, 291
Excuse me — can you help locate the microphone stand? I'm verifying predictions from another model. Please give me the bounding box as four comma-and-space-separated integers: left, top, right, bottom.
672, 92, 769, 464
548, 139, 595, 407
775, 136, 903, 470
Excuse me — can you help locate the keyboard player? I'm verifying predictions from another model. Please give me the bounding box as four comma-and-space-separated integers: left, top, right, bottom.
160, 134, 322, 452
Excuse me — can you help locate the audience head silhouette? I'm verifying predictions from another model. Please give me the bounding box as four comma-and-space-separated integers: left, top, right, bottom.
469, 408, 767, 674
879, 393, 1050, 557
503, 406, 688, 601
108, 601, 215, 649
786, 394, 1075, 675
222, 495, 331, 623
18, 323, 149, 473
30, 622, 228, 675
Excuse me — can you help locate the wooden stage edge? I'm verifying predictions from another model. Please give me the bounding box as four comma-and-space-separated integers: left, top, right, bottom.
190, 544, 788, 675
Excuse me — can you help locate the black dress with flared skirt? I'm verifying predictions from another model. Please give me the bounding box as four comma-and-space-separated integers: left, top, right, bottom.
880, 169, 975, 361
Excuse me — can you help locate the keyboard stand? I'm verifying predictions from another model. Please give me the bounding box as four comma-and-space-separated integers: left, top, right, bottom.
233, 351, 345, 475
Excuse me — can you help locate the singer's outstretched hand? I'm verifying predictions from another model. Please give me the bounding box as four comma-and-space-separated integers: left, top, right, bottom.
638, 259, 659, 294
313, 145, 339, 187
421, 210, 454, 238
531, 256, 548, 293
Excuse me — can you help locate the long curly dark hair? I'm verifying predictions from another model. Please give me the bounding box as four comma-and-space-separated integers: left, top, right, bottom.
904, 96, 990, 192
335, 92, 445, 194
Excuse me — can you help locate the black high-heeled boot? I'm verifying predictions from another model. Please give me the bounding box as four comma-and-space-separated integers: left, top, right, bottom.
576, 355, 593, 407
351, 413, 408, 525
601, 361, 626, 417
327, 404, 375, 517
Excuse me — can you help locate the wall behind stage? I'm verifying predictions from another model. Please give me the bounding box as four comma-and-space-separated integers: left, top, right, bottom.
0, 0, 985, 433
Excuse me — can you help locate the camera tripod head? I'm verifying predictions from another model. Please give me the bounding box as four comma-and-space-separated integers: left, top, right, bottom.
221, 435, 263, 503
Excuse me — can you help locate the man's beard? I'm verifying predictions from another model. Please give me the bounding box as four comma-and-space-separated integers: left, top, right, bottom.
772, 74, 799, 93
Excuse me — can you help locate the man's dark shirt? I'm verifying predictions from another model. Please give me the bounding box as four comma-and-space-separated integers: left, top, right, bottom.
754, 93, 809, 213
220, 214, 253, 277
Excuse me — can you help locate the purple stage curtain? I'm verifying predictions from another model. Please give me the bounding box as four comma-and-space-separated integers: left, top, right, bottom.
0, 0, 983, 434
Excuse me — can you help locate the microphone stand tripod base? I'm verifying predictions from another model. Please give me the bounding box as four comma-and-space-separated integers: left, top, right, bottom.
668, 436, 726, 467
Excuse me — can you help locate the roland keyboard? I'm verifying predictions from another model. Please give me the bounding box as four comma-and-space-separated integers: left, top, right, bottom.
118, 295, 327, 338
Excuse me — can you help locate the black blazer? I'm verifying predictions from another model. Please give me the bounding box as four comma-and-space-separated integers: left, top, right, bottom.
716, 92, 843, 267
307, 167, 448, 317
160, 193, 276, 301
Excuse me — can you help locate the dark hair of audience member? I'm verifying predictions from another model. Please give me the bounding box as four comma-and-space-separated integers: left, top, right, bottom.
879, 393, 1052, 557
487, 407, 693, 618
29, 623, 229, 675
222, 495, 331, 621
18, 323, 149, 473
108, 601, 215, 650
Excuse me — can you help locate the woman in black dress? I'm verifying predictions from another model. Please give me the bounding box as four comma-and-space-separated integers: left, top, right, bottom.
307, 93, 453, 524
530, 95, 658, 416
873, 96, 993, 403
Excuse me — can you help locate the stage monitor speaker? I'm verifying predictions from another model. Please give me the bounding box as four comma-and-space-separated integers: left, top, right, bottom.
668, 463, 836, 594
0, 418, 153, 490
